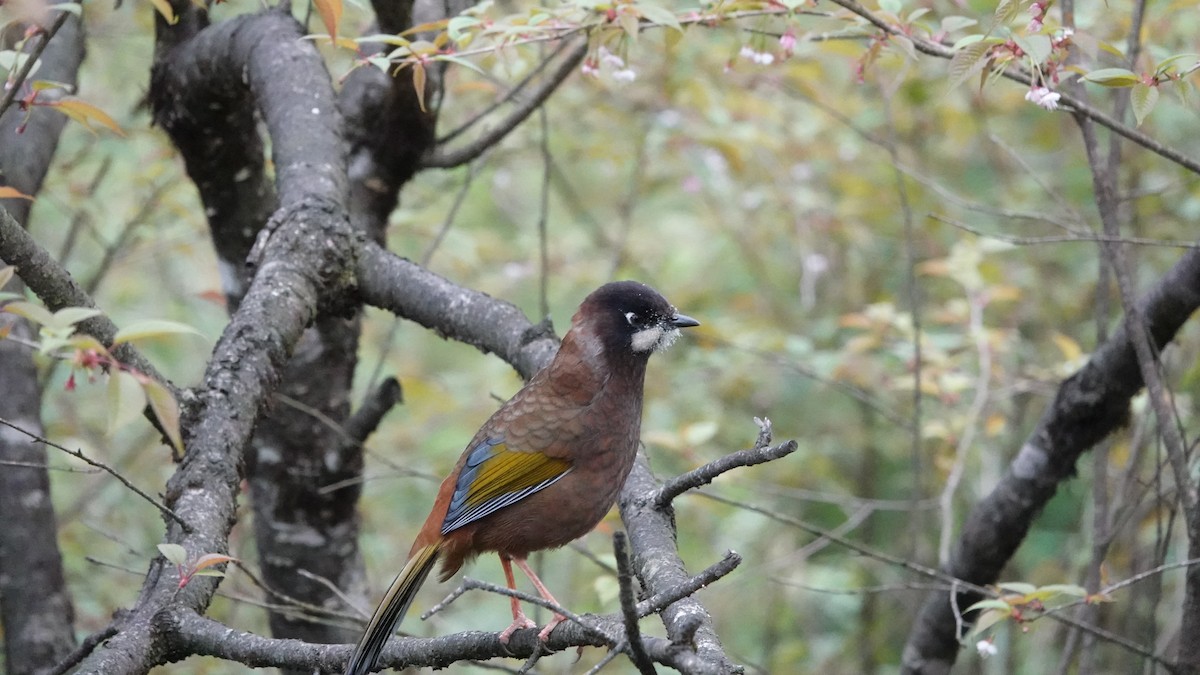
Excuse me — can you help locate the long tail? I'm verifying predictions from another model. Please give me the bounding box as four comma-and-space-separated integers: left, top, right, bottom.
344, 541, 443, 675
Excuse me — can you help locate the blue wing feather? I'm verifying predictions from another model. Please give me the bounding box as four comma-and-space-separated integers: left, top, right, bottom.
441, 437, 572, 534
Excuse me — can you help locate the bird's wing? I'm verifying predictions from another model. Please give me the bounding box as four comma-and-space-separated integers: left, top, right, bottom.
440, 437, 573, 534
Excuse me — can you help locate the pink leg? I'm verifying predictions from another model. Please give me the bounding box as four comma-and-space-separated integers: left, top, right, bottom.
497, 555, 536, 644
512, 556, 568, 641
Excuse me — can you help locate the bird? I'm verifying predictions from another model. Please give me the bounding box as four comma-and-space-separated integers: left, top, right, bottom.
344, 280, 699, 675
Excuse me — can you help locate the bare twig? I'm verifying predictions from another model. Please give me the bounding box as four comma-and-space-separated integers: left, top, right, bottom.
936, 290, 991, 566
423, 576, 614, 645
44, 625, 118, 675
0, 9, 73, 120
655, 418, 797, 507
0, 416, 187, 529
422, 40, 587, 169
613, 532, 656, 675
633, 550, 741, 618
931, 213, 1198, 249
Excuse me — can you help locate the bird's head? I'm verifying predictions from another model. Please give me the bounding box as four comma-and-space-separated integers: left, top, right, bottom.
573, 281, 699, 361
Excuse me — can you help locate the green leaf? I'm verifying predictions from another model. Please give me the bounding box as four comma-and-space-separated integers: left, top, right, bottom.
0, 50, 40, 77
891, 35, 917, 61
3, 300, 55, 326
192, 569, 226, 578
434, 53, 486, 75
966, 598, 1014, 613
1083, 67, 1140, 87
618, 8, 640, 41
878, 0, 901, 15
951, 34, 985, 50
447, 15, 480, 42
1155, 53, 1200, 77
356, 33, 412, 47
1013, 34, 1051, 64
1034, 584, 1089, 598
143, 378, 184, 454
971, 608, 1010, 636
158, 543, 188, 566
996, 581, 1037, 595
947, 40, 992, 90
992, 0, 1019, 26
113, 319, 202, 345
48, 306, 102, 331
940, 16, 978, 33
635, 2, 682, 32
1130, 82, 1159, 126
107, 370, 147, 436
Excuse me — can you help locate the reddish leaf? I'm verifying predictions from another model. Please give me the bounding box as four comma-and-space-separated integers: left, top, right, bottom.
313, 0, 343, 39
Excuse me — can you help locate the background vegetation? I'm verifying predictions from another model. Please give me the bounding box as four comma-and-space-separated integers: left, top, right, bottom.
2, 0, 1199, 672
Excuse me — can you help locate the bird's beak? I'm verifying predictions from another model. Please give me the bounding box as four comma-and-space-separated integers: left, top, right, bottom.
671, 313, 700, 329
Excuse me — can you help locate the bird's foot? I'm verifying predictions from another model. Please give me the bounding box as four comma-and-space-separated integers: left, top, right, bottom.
498, 611, 537, 644
536, 613, 567, 642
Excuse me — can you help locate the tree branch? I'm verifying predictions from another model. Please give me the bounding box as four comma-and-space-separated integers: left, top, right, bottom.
901, 246, 1200, 673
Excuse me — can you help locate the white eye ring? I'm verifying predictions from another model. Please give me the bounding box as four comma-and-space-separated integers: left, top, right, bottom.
624, 311, 639, 325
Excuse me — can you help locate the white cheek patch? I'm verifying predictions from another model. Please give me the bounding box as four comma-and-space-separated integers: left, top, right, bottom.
631, 326, 681, 353
631, 325, 663, 352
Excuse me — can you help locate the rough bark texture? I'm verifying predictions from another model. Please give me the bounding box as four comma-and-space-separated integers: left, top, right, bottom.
901, 247, 1200, 674
0, 9, 85, 673
0, 2, 749, 672
149, 5, 376, 655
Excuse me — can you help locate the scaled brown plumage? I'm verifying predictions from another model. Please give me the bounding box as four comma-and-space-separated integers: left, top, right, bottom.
344, 281, 698, 675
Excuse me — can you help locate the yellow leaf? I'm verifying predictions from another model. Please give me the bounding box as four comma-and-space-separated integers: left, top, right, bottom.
148, 0, 178, 24
143, 378, 184, 454
1050, 331, 1083, 362
50, 99, 126, 136
984, 413, 1006, 437
400, 18, 450, 36
313, 0, 342, 39
916, 259, 949, 276
412, 62, 427, 112
107, 370, 147, 436
193, 553, 237, 571
0, 186, 33, 200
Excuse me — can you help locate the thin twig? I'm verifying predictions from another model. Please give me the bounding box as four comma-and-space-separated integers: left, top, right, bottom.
655, 418, 797, 507
613, 532, 656, 674
43, 624, 118, 675
423, 577, 614, 645
936, 290, 991, 566
633, 550, 741, 618
0, 416, 188, 529
930, 213, 1198, 249
422, 40, 587, 169
0, 458, 99, 472
0, 9, 73, 120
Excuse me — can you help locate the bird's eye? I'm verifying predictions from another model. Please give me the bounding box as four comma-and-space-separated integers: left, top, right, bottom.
624, 311, 641, 326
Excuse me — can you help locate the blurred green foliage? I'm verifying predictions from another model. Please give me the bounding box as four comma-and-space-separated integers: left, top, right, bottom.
8, 0, 1200, 672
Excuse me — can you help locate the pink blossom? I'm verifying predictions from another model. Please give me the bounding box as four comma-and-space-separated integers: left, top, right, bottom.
779, 30, 797, 58
739, 45, 775, 65
1024, 86, 1061, 111
599, 46, 625, 68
